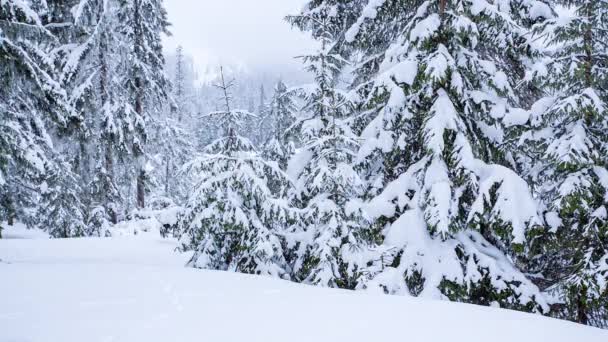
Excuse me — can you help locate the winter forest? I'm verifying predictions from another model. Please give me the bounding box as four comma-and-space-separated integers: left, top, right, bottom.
1, 0, 608, 335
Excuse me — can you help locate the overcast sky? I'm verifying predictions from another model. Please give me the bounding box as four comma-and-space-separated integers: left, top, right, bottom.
163, 0, 313, 74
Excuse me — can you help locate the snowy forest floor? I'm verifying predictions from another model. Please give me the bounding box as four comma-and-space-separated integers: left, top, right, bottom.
1, 226, 607, 342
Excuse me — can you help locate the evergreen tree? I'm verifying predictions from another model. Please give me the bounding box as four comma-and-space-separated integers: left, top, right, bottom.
247, 95, 255, 114
258, 84, 267, 114
148, 106, 194, 206
174, 45, 186, 122
38, 160, 88, 238
262, 80, 299, 171
255, 84, 273, 146
178, 68, 292, 278
146, 46, 195, 207
117, 0, 170, 210
0, 0, 72, 234
287, 7, 382, 289
53, 0, 125, 230
295, 0, 552, 309
524, 0, 608, 326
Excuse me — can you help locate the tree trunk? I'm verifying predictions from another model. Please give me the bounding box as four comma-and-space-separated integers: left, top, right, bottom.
583, 2, 593, 88
132, 0, 147, 210
108, 207, 118, 225
79, 139, 89, 186
439, 0, 447, 15
99, 30, 119, 225
165, 156, 171, 196
134, 78, 146, 210
137, 169, 146, 209
7, 198, 15, 226
104, 143, 118, 224
577, 288, 589, 325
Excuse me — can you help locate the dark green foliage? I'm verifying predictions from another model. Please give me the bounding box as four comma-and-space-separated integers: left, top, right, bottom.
519, 0, 608, 327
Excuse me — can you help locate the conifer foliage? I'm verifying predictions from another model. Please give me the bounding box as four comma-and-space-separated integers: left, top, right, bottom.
1, 0, 174, 237
262, 80, 299, 171
118, 0, 170, 210
286, 6, 381, 289
56, 0, 129, 231
0, 0, 72, 233
178, 68, 293, 278
525, 0, 608, 326
291, 0, 552, 309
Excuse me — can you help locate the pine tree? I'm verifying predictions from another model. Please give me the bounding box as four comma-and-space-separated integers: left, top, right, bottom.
0, 0, 72, 234
50, 0, 133, 230
294, 0, 552, 309
286, 7, 382, 289
117, 0, 170, 210
178, 67, 293, 278
255, 84, 273, 146
38, 160, 88, 238
148, 106, 194, 206
258, 84, 267, 114
174, 45, 186, 122
524, 0, 608, 326
247, 95, 255, 114
146, 45, 195, 207
262, 80, 299, 171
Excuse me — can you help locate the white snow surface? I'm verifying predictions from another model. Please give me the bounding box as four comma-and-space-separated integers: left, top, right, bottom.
1, 228, 607, 342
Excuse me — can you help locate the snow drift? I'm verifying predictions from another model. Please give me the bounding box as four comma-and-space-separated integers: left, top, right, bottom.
0, 229, 606, 342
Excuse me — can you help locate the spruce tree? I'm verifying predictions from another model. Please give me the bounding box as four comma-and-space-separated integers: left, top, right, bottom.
255, 84, 274, 146
525, 0, 608, 326
0, 0, 72, 234
174, 45, 187, 122
39, 160, 88, 238
178, 68, 292, 278
29, 0, 173, 233
47, 0, 140, 231
287, 7, 382, 289
117, 0, 170, 210
262, 80, 299, 171
148, 106, 193, 206
295, 0, 552, 309
146, 46, 195, 208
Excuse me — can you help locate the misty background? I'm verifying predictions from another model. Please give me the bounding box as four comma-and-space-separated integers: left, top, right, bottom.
163, 0, 313, 84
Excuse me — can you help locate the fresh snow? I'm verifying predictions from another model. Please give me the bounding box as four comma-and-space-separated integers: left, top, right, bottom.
1, 228, 607, 342
0, 222, 49, 240
345, 0, 386, 42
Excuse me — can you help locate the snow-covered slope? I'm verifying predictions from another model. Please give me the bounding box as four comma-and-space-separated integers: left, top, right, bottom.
1, 230, 606, 342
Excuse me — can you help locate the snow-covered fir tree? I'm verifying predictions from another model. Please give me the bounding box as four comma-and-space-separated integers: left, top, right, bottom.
33, 0, 172, 234
178, 67, 293, 277
38, 160, 88, 238
166, 47, 212, 161
147, 108, 194, 207
0, 0, 75, 235
254, 84, 273, 146
286, 7, 383, 289
262, 80, 299, 171
522, 0, 608, 326
47, 0, 126, 231
117, 0, 170, 210
146, 46, 196, 208
173, 45, 187, 122
294, 0, 553, 310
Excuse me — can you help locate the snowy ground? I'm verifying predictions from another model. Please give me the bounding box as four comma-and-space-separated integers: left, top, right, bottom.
1, 227, 607, 342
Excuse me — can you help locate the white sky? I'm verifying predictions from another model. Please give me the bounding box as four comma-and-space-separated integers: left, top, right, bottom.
163, 0, 313, 74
